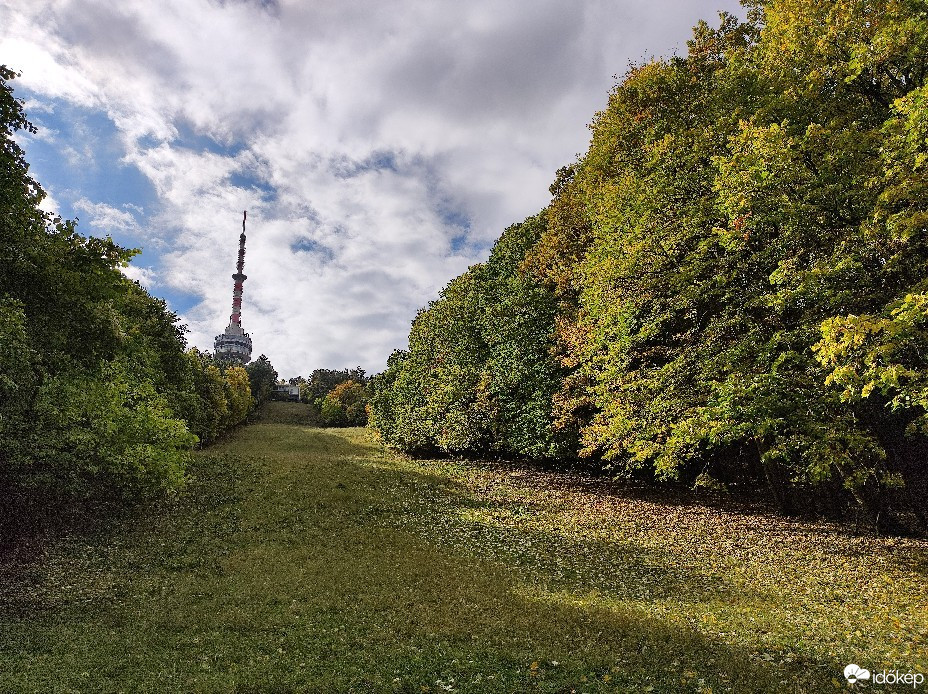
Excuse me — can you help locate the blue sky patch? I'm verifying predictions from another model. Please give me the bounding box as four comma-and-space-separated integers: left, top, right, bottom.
19, 91, 158, 243
172, 118, 245, 157
291, 237, 335, 263
229, 169, 277, 201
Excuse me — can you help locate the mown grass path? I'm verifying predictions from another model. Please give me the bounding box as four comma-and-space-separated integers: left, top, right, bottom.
1, 403, 926, 692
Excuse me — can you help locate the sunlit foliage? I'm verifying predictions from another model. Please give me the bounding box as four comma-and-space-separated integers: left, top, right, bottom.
371, 2, 928, 531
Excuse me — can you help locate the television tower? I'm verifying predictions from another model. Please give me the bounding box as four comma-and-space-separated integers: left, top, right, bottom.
213, 211, 253, 364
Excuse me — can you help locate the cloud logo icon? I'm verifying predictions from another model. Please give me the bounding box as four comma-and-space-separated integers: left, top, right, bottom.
844, 664, 871, 683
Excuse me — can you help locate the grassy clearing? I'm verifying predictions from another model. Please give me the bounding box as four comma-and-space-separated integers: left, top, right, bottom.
1, 402, 926, 692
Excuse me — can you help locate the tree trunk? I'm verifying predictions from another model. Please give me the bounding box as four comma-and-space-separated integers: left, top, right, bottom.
755, 439, 796, 516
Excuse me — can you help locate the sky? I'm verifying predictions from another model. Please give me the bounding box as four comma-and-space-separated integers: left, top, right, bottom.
1, 0, 743, 378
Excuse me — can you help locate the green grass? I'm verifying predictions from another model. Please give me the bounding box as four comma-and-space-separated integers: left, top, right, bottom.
250, 400, 316, 425
1, 403, 926, 692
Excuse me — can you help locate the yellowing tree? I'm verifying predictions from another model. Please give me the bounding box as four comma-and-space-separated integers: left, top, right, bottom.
224, 366, 252, 429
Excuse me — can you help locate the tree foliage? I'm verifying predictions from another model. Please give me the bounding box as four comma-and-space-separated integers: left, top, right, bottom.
0, 67, 254, 532
246, 354, 278, 408
291, 367, 370, 426
370, 2, 928, 531
369, 213, 571, 458
298, 366, 367, 404
319, 380, 368, 427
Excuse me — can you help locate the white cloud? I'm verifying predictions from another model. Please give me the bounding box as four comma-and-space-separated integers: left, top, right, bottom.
21, 97, 57, 114
73, 197, 142, 234
38, 189, 61, 216
1, 0, 745, 376
121, 263, 156, 289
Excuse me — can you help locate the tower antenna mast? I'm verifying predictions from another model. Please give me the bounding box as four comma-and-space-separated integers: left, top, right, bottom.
213, 210, 253, 364
230, 210, 247, 326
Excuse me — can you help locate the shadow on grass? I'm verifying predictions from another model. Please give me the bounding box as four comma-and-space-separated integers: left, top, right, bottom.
435, 455, 928, 579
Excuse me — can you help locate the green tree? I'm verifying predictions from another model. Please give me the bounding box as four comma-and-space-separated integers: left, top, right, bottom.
299, 367, 367, 404
30, 359, 196, 502
371, 3, 928, 530
369, 214, 568, 458
1, 65, 195, 510
246, 354, 278, 408
174, 349, 229, 445
558, 3, 927, 525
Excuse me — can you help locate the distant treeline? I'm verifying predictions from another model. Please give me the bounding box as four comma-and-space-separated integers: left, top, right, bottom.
0, 65, 279, 534
285, 368, 370, 427
369, 1, 928, 532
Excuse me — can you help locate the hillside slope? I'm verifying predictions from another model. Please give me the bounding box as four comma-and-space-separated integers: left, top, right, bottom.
1, 411, 925, 691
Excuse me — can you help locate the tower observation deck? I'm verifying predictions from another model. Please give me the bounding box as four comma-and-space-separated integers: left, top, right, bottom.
214, 211, 253, 364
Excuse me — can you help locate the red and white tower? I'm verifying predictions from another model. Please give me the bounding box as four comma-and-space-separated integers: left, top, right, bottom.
214, 211, 253, 364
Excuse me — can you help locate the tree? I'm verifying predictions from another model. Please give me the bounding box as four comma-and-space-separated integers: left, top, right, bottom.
246, 354, 278, 408
555, 3, 927, 525
369, 213, 569, 458
30, 359, 196, 501
224, 366, 253, 429
174, 349, 229, 445
1, 65, 198, 515
299, 367, 368, 404
319, 380, 368, 427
